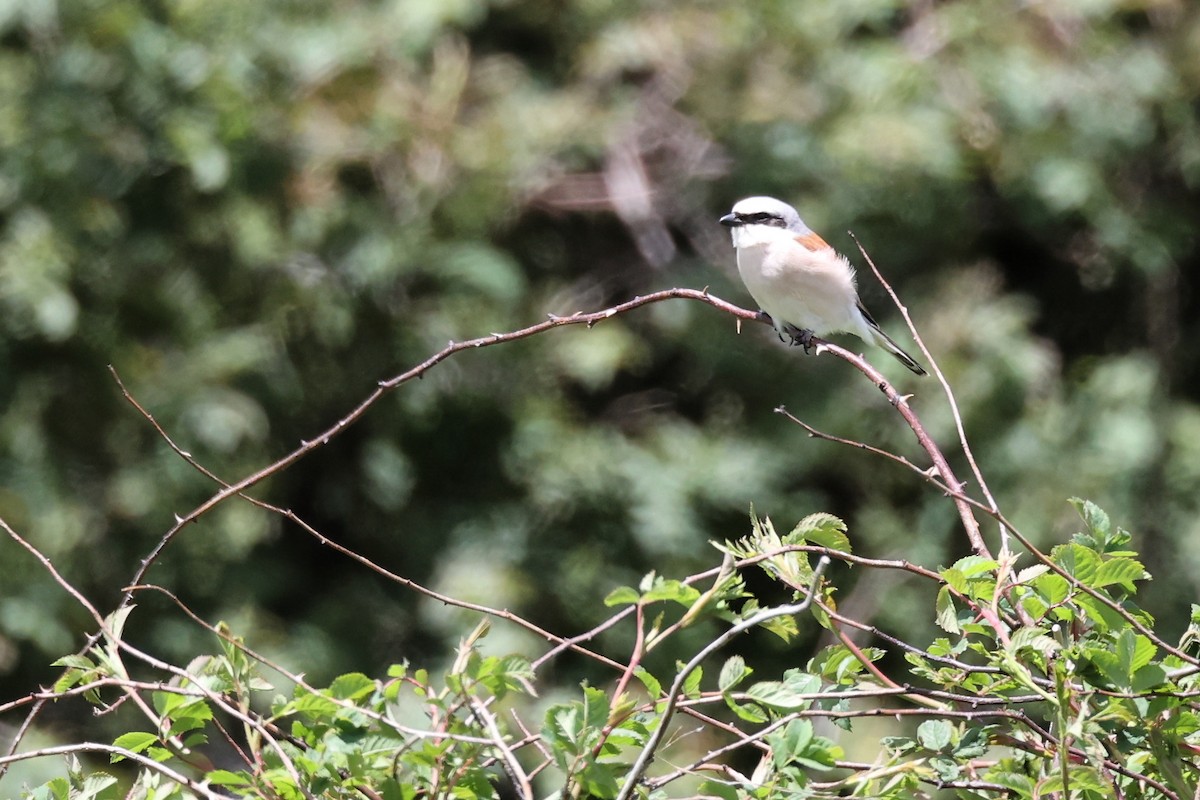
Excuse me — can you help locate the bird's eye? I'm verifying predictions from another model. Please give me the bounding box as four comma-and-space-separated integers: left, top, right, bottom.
745, 212, 780, 224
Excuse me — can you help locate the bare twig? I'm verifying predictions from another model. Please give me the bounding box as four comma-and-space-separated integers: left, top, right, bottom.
0, 743, 228, 800
615, 557, 831, 800
850, 233, 1008, 554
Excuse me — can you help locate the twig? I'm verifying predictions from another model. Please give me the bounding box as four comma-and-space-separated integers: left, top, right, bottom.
0, 743, 227, 800
614, 557, 831, 800
850, 232, 1008, 554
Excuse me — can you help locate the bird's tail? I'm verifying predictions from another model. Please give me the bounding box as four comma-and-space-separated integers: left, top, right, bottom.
857, 301, 927, 376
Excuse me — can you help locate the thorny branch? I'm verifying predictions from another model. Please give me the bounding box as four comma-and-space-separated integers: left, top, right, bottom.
0, 273, 1188, 799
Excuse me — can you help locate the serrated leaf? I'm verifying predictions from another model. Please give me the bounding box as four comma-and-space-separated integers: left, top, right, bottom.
1121, 629, 1157, 672
633, 666, 661, 699
52, 654, 96, 671
104, 605, 135, 644
166, 701, 213, 737
207, 770, 253, 787
744, 680, 814, 711
941, 567, 967, 593
681, 665, 703, 699
111, 732, 158, 761
1075, 593, 1129, 633
642, 579, 701, 606
603, 586, 640, 607
724, 694, 768, 723
951, 556, 999, 578
1093, 558, 1147, 591
1032, 573, 1070, 605
1069, 498, 1112, 541
987, 770, 1034, 795
1051, 543, 1100, 584
789, 513, 850, 552
916, 720, 953, 752
935, 586, 960, 634
760, 613, 799, 642
719, 656, 751, 693
1132, 664, 1167, 692
768, 718, 814, 767
697, 780, 740, 800
929, 755, 960, 781
954, 725, 990, 757
1009, 626, 1059, 657
1015, 564, 1050, 584
329, 672, 375, 701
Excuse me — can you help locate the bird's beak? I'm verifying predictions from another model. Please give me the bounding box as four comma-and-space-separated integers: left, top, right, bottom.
718, 213, 742, 228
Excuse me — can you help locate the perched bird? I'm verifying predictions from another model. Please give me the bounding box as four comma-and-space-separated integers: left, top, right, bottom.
719, 196, 926, 376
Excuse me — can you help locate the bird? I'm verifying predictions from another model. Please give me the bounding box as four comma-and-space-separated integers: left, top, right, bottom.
719, 196, 926, 376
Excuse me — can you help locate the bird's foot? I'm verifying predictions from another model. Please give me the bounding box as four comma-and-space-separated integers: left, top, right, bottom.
783, 325, 816, 354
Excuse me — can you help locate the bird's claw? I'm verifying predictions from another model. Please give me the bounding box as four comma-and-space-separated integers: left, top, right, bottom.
784, 325, 816, 354
758, 310, 816, 354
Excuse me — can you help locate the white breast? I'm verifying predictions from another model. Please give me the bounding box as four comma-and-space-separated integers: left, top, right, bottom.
734, 234, 863, 338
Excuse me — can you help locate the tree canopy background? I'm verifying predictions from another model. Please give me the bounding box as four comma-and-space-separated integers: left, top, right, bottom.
2, 0, 1200, 785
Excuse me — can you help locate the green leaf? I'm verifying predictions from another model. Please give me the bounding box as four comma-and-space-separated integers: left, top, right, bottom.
103, 605, 135, 644
633, 666, 661, 698
1132, 664, 1167, 692
929, 755, 960, 781
1050, 543, 1100, 584
642, 578, 701, 606
916, 720, 953, 752
760, 613, 800, 642
1093, 557, 1147, 592
744, 679, 815, 711
951, 555, 999, 578
579, 762, 621, 799
935, 586, 960, 634
941, 566, 967, 593
719, 655, 751, 692
74, 772, 119, 800
724, 694, 768, 723
681, 664, 703, 699
954, 725, 991, 757
1009, 626, 1059, 659
111, 732, 158, 761
1122, 629, 1157, 671
329, 672, 376, 701
1032, 573, 1070, 605
1075, 592, 1131, 633
1069, 498, 1111, 544
768, 718, 814, 767
166, 700, 213, 737
207, 770, 253, 787
697, 780, 740, 800
603, 586, 640, 606
52, 654, 96, 671
789, 513, 850, 552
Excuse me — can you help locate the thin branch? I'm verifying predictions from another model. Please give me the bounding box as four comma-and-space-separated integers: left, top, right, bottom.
614, 557, 831, 800
850, 232, 1009, 553
0, 743, 228, 800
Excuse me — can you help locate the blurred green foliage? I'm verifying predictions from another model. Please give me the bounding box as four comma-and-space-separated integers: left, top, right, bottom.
2, 0, 1200, 774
